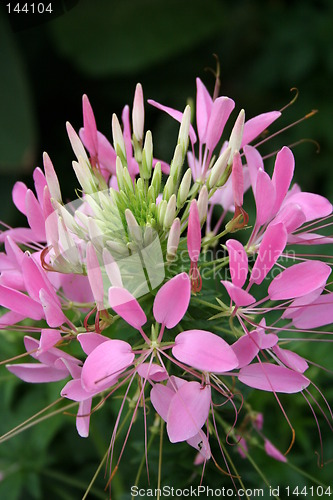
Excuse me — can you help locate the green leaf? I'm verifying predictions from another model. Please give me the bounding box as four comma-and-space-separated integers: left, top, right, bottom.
0, 11, 37, 172
49, 0, 223, 76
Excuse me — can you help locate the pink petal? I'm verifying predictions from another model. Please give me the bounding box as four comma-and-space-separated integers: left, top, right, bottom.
12, 181, 28, 214
96, 131, 117, 173
196, 77, 213, 143
60, 274, 94, 304
77, 332, 110, 355
187, 430, 211, 460
232, 151, 244, 208
81, 339, 134, 392
33, 167, 47, 206
39, 289, 67, 327
264, 439, 287, 463
38, 329, 62, 353
271, 147, 295, 214
103, 248, 123, 287
137, 363, 168, 381
272, 203, 306, 234
167, 382, 211, 442
0, 228, 37, 245
121, 105, 133, 165
62, 378, 88, 401
61, 378, 97, 402
0, 285, 44, 320
272, 346, 308, 373
153, 273, 191, 329
187, 200, 201, 263
150, 383, 175, 422
76, 398, 92, 438
172, 329, 238, 373
268, 261, 331, 300
6, 363, 68, 383
86, 242, 104, 308
4, 236, 25, 267
241, 111, 281, 148
255, 330, 278, 349
24, 335, 79, 368
250, 223, 287, 285
0, 310, 26, 326
255, 169, 275, 226
148, 99, 197, 144
108, 287, 147, 330
282, 287, 324, 320
25, 189, 46, 241
205, 96, 235, 151
220, 280, 256, 307
283, 192, 332, 222
231, 335, 259, 369
292, 292, 333, 329
287, 232, 333, 245
238, 363, 310, 393
226, 239, 248, 288
22, 254, 59, 304
243, 145, 263, 191
82, 94, 98, 157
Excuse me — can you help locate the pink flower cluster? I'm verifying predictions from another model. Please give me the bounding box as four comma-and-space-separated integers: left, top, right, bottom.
1, 77, 332, 485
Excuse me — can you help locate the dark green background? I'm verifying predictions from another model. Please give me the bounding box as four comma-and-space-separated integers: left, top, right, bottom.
0, 0, 333, 498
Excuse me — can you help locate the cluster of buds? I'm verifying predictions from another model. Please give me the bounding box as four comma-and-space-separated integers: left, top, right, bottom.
0, 76, 332, 493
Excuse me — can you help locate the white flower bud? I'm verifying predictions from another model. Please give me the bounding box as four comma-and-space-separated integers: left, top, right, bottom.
163, 194, 177, 229
151, 162, 162, 196
112, 113, 126, 160
178, 105, 191, 155
163, 176, 174, 201
157, 199, 167, 226
167, 217, 181, 260
141, 130, 153, 179
197, 186, 208, 224
132, 83, 144, 142
177, 168, 192, 207
229, 109, 245, 159
125, 209, 143, 246
207, 147, 231, 190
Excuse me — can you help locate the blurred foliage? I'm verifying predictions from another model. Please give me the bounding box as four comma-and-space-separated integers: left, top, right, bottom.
1, 0, 333, 498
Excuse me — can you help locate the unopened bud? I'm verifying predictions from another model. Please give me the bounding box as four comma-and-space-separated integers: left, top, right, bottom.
167, 217, 181, 261
123, 167, 135, 195
125, 209, 143, 246
170, 144, 184, 182
151, 162, 162, 196
207, 147, 230, 190
116, 157, 125, 192
157, 199, 167, 226
66, 122, 89, 164
141, 130, 153, 179
178, 105, 191, 155
132, 83, 145, 142
229, 109, 245, 159
163, 194, 177, 229
197, 186, 208, 224
112, 114, 127, 162
72, 156, 97, 194
163, 175, 174, 201
177, 168, 192, 208
43, 152, 62, 203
